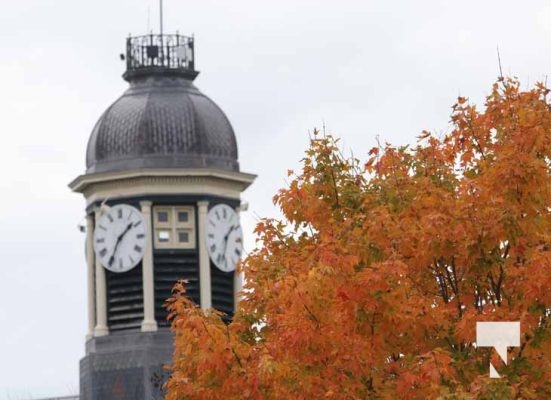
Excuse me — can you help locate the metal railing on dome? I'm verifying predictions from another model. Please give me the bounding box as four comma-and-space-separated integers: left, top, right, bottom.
125, 33, 195, 73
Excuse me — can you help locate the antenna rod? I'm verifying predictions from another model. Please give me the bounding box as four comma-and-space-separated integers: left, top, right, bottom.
160, 0, 164, 36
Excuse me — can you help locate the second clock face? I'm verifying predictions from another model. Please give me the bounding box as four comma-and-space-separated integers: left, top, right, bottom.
206, 204, 243, 272
93, 204, 148, 273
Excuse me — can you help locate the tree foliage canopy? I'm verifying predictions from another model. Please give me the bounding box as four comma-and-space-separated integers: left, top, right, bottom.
166, 78, 551, 399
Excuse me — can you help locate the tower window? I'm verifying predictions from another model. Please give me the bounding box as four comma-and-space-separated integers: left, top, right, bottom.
153, 206, 195, 249
157, 211, 169, 222
158, 231, 171, 243
178, 211, 189, 223
178, 231, 190, 243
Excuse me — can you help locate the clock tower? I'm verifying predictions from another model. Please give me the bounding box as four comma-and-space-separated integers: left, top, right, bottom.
69, 30, 255, 400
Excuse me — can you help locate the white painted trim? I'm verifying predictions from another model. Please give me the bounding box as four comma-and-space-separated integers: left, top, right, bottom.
93, 209, 109, 337
85, 214, 96, 339
75, 177, 253, 207
140, 201, 158, 332
197, 201, 212, 310
234, 270, 244, 312
69, 168, 256, 195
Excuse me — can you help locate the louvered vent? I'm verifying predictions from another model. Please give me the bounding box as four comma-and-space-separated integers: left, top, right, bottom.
106, 263, 144, 331
154, 251, 200, 327
211, 265, 234, 318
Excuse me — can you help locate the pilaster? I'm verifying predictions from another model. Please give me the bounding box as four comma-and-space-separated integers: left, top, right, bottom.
86, 214, 96, 339
140, 201, 158, 332
93, 208, 109, 337
197, 201, 212, 309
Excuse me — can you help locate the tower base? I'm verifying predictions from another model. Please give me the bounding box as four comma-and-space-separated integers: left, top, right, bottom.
80, 330, 173, 400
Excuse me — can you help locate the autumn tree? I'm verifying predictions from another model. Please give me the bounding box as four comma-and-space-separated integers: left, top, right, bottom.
165, 78, 551, 399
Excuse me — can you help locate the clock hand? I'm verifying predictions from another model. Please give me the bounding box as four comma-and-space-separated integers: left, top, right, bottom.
224, 225, 238, 242
108, 222, 134, 266
222, 225, 240, 262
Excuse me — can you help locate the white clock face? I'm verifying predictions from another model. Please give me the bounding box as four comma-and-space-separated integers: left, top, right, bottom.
93, 204, 148, 273
206, 204, 243, 272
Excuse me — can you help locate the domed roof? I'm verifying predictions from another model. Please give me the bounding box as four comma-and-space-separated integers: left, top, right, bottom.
86, 75, 239, 174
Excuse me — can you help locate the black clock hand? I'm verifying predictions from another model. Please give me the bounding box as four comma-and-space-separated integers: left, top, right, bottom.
108, 222, 134, 266
222, 225, 239, 261
224, 225, 237, 242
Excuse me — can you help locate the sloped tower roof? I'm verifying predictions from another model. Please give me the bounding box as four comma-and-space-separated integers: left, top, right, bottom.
85, 34, 239, 174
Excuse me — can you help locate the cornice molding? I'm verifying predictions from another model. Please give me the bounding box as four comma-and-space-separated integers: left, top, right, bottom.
69, 168, 257, 206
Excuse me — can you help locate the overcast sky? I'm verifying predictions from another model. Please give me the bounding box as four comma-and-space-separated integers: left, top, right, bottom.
1, 1, 551, 398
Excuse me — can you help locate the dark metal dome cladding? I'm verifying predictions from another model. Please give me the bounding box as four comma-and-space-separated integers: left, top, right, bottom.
85, 34, 239, 174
